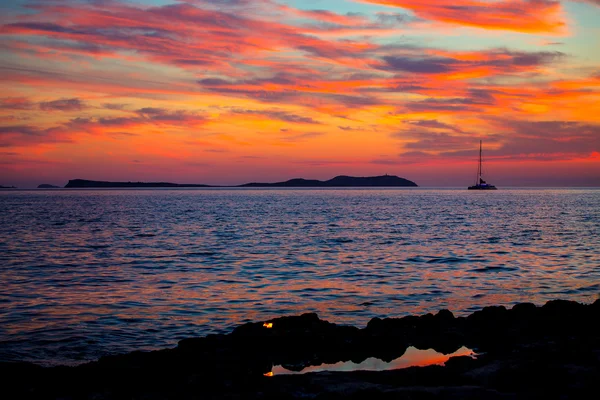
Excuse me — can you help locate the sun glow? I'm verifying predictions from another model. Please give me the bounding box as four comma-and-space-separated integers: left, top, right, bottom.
1, 0, 599, 187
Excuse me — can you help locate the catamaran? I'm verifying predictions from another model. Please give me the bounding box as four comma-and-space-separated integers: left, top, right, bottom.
468, 140, 497, 190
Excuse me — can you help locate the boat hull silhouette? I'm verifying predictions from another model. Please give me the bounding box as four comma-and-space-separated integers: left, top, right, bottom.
468, 141, 497, 190
468, 183, 497, 190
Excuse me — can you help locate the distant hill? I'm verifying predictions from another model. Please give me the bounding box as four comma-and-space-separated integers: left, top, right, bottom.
65, 179, 210, 188
38, 184, 60, 189
0, 185, 16, 189
64, 175, 418, 188
241, 175, 418, 187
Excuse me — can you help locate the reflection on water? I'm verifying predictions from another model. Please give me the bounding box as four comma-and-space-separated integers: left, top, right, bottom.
0, 188, 599, 365
272, 346, 476, 375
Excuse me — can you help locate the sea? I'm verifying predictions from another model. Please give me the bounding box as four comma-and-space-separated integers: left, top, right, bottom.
1, 188, 599, 366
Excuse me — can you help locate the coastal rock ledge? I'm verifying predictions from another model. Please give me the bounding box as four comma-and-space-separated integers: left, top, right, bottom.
3, 299, 600, 399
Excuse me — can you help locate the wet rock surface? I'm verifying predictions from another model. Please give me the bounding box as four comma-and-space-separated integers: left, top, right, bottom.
3, 299, 600, 399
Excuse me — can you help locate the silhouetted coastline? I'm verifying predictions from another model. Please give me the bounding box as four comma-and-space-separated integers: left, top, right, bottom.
241, 175, 417, 187
3, 299, 599, 399
64, 175, 418, 188
64, 179, 211, 188
37, 184, 60, 189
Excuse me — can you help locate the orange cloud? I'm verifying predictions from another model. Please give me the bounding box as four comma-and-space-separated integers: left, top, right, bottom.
358, 0, 566, 33
1, 0, 598, 187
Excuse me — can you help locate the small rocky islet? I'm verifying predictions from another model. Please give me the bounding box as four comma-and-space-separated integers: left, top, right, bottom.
3, 299, 600, 399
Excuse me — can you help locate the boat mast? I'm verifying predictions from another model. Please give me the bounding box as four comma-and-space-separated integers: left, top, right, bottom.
479, 140, 482, 183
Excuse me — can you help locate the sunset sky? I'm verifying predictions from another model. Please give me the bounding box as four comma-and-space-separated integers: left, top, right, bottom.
1, 0, 599, 187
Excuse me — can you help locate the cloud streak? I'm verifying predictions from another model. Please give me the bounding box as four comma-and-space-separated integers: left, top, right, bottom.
357, 0, 566, 33
39, 98, 86, 112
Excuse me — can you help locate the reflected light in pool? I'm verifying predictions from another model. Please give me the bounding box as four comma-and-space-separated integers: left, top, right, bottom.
271, 346, 475, 375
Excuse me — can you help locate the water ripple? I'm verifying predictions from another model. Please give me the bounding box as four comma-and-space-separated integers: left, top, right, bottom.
0, 187, 599, 366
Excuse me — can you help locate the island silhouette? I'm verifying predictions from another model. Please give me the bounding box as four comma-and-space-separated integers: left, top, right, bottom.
64, 175, 418, 188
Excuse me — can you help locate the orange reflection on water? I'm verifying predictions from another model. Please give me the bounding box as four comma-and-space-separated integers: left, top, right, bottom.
271, 346, 475, 375
3, 189, 598, 367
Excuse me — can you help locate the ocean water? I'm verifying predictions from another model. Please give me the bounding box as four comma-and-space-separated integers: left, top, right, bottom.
0, 188, 599, 366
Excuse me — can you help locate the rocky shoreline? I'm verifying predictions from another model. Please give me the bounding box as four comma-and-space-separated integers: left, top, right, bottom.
3, 299, 600, 399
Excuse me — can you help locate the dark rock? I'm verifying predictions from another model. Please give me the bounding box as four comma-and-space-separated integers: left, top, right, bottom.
4, 299, 600, 399
466, 305, 508, 327
443, 355, 477, 370
435, 309, 455, 322
509, 302, 537, 318
541, 299, 586, 318
366, 317, 383, 330
591, 298, 600, 315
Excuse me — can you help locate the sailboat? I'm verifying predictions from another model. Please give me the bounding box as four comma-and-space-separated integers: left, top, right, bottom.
468, 140, 497, 190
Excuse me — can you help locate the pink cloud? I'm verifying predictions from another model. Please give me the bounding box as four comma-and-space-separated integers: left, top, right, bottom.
357, 0, 566, 33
